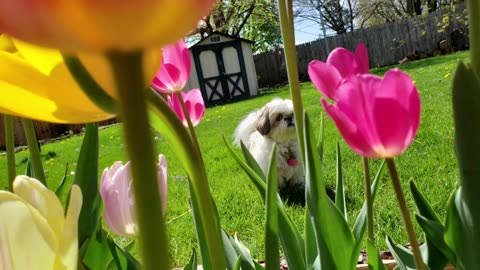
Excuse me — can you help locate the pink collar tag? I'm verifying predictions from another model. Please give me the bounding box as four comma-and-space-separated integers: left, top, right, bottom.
287, 158, 297, 167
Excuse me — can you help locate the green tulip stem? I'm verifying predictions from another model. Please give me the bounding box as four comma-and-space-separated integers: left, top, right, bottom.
107, 51, 168, 270
386, 158, 425, 270
277, 0, 305, 161
175, 91, 201, 152
362, 157, 374, 241
4, 115, 16, 190
147, 89, 226, 270
468, 0, 480, 76
21, 118, 46, 186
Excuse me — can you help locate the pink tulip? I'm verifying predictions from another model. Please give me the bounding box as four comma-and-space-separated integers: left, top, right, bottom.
167, 89, 205, 127
308, 43, 369, 100
321, 69, 420, 158
100, 155, 167, 237
152, 40, 191, 93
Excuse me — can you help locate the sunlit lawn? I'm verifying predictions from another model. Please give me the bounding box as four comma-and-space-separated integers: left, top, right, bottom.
0, 50, 468, 266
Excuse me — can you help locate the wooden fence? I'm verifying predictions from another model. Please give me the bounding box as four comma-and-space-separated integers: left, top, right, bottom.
254, 5, 468, 87
0, 116, 118, 148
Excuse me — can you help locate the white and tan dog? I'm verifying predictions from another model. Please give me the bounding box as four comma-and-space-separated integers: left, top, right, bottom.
234, 98, 304, 191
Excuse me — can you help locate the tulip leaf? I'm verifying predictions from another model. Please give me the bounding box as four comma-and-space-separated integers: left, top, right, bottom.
22, 118, 46, 186
107, 238, 141, 270
385, 236, 416, 270
317, 112, 324, 162
409, 180, 441, 223
222, 230, 256, 270
83, 219, 140, 270
233, 256, 242, 270
183, 249, 197, 270
55, 163, 69, 198
62, 54, 117, 113
187, 180, 213, 269
223, 136, 307, 269
24, 160, 33, 177
304, 207, 318, 269
74, 123, 101, 248
335, 142, 347, 220
222, 229, 240, 270
265, 145, 279, 270
82, 227, 113, 270
240, 141, 266, 181
415, 215, 451, 268
351, 160, 385, 267
410, 180, 451, 268
450, 60, 480, 269
254, 260, 265, 270
304, 112, 355, 270
444, 186, 468, 270
367, 240, 387, 270
148, 90, 225, 269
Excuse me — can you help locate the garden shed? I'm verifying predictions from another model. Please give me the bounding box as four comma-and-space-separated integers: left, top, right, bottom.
184, 32, 259, 106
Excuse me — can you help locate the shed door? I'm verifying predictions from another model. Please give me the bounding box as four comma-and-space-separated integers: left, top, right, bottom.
192, 40, 250, 106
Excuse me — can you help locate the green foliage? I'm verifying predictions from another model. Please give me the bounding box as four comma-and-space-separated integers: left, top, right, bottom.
74, 123, 101, 249
367, 240, 387, 270
445, 59, 480, 269
0, 51, 469, 266
196, 0, 281, 53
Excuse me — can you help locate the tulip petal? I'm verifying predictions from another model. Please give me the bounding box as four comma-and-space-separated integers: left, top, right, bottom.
372, 69, 420, 156
101, 162, 137, 237
162, 40, 191, 82
152, 40, 191, 93
0, 51, 114, 123
152, 63, 182, 92
0, 0, 215, 51
322, 98, 378, 157
0, 191, 57, 270
55, 185, 82, 270
184, 89, 205, 126
308, 60, 342, 100
327, 47, 357, 78
167, 93, 187, 126
13, 176, 65, 240
354, 43, 369, 73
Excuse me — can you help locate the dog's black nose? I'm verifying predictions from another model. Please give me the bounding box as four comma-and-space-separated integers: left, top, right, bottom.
284, 115, 295, 127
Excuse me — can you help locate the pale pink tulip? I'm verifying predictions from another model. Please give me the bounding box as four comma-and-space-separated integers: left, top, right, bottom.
100, 155, 167, 237
152, 40, 191, 93
167, 89, 205, 127
321, 69, 420, 158
308, 43, 369, 100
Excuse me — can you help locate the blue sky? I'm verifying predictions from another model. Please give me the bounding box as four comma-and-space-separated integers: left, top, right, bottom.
294, 19, 322, 44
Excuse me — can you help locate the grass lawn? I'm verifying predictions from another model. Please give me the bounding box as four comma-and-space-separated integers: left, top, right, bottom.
0, 50, 468, 266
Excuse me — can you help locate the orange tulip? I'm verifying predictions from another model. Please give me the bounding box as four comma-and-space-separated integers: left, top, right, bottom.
0, 0, 215, 52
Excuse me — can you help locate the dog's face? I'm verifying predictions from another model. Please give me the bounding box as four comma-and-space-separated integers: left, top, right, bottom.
255, 99, 297, 142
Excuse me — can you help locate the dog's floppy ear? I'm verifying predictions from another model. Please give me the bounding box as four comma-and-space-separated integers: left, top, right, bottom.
256, 107, 271, 135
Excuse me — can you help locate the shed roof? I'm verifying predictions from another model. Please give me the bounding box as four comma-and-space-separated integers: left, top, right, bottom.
190, 31, 254, 48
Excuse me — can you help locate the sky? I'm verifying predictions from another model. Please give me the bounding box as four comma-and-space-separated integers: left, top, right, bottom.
294, 19, 322, 44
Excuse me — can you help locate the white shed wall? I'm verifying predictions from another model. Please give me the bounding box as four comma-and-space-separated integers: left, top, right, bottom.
183, 33, 258, 100
241, 41, 259, 96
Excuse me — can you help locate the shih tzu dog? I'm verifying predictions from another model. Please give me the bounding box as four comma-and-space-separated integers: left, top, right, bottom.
234, 98, 305, 203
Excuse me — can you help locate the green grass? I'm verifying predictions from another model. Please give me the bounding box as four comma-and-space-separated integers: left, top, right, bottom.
0, 50, 469, 266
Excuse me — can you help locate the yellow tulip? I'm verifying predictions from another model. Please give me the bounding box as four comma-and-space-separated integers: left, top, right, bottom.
0, 0, 215, 52
0, 176, 82, 270
0, 35, 161, 123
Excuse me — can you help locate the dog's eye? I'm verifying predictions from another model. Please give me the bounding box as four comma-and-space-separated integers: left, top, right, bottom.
276, 115, 283, 121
